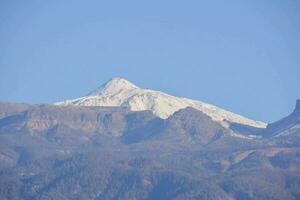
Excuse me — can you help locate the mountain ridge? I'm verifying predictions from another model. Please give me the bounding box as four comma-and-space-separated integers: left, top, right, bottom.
55, 77, 266, 128
1, 101, 300, 199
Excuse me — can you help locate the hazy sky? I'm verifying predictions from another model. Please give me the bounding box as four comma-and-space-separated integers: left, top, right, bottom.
0, 0, 299, 123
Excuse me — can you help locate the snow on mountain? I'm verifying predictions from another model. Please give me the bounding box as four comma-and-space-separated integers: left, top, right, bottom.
55, 77, 266, 128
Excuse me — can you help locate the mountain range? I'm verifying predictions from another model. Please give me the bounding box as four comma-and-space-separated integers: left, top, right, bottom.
0, 78, 300, 200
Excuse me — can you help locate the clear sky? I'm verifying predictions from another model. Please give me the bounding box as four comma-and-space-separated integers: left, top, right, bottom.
0, 0, 299, 123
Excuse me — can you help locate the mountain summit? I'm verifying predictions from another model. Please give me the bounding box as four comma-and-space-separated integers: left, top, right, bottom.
55, 77, 266, 128
89, 77, 139, 96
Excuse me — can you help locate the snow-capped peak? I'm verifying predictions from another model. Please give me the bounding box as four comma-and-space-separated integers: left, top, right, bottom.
89, 77, 139, 96
55, 77, 267, 128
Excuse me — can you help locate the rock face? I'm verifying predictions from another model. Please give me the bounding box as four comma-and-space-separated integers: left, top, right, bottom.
0, 102, 32, 119
0, 103, 156, 137
55, 77, 266, 128
294, 99, 300, 114
264, 100, 300, 137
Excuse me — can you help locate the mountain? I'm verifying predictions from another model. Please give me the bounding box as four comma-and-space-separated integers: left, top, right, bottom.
157, 107, 227, 144
122, 107, 228, 144
0, 103, 232, 144
55, 77, 266, 128
0, 101, 300, 200
0, 103, 158, 138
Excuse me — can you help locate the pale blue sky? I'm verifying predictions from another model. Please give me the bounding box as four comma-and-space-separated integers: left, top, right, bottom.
0, 0, 299, 123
